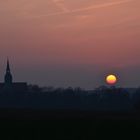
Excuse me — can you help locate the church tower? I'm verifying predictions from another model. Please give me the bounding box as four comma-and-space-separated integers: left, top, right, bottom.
4, 59, 13, 84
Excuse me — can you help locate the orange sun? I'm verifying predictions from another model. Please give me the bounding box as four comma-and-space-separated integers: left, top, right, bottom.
106, 74, 117, 85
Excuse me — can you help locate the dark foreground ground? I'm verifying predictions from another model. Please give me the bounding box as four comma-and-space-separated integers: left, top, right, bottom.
1, 109, 140, 139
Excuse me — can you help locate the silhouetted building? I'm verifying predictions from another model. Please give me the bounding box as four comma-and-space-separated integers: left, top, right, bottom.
0, 60, 27, 93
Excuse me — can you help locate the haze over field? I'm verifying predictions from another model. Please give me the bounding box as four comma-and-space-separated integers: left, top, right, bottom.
0, 0, 140, 89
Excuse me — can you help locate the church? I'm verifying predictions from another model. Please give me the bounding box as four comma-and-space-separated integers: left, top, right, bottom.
0, 60, 28, 93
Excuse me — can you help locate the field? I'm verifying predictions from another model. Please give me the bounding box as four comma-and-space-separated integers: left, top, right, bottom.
0, 109, 140, 139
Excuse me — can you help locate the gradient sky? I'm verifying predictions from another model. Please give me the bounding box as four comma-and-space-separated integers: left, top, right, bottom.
0, 0, 140, 89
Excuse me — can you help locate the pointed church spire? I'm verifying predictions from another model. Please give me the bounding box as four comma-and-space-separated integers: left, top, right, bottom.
4, 59, 13, 84
6, 59, 10, 72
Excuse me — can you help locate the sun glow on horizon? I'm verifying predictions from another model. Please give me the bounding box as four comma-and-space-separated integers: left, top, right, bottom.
106, 74, 117, 85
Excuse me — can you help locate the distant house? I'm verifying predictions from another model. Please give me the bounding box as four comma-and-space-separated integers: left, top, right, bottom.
0, 60, 27, 93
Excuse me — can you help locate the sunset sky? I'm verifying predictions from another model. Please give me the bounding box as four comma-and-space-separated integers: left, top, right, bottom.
0, 0, 140, 89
